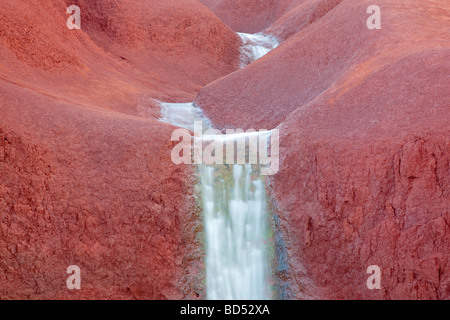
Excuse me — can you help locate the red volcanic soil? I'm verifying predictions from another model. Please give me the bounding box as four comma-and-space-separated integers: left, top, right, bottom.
200, 0, 305, 33
0, 0, 241, 109
274, 49, 450, 299
1, 0, 449, 300
195, 0, 449, 131
0, 82, 201, 299
0, 0, 240, 299
196, 0, 450, 299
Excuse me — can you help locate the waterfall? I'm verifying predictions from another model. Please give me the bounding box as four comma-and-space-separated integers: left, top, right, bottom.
238, 32, 279, 67
158, 31, 279, 300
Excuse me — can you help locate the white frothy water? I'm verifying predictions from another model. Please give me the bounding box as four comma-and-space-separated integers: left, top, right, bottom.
159, 101, 211, 132
158, 33, 279, 299
238, 32, 279, 67
201, 160, 273, 300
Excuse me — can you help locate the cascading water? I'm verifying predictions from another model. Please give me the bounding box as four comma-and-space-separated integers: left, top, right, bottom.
158, 31, 279, 300
238, 32, 279, 67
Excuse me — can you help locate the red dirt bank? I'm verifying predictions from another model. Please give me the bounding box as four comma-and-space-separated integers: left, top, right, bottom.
196, 0, 450, 299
